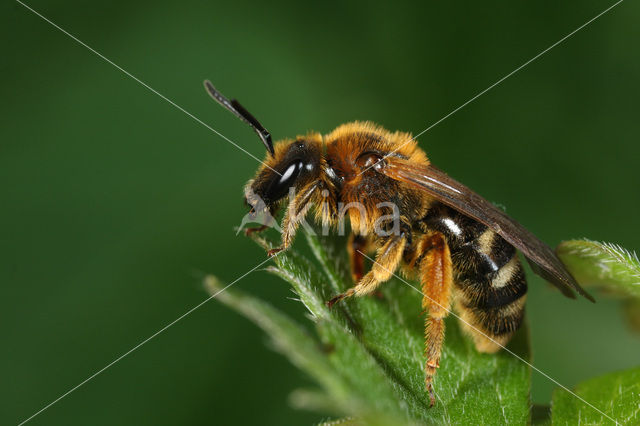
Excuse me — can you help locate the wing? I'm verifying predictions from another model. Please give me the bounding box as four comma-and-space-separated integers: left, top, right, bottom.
378, 158, 594, 302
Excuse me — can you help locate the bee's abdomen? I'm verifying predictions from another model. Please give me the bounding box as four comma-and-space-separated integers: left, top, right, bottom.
455, 246, 527, 339
423, 204, 526, 350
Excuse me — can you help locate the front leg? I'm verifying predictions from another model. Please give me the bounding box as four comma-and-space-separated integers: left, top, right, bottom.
244, 224, 269, 236
244, 206, 280, 236
328, 233, 407, 306
267, 182, 318, 257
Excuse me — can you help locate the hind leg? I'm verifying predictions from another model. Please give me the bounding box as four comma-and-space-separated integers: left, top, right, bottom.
417, 232, 453, 407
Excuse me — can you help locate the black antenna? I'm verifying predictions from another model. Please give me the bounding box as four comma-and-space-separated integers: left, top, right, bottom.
203, 80, 275, 156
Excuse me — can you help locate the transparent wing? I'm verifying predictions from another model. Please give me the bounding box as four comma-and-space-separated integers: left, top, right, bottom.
379, 158, 594, 301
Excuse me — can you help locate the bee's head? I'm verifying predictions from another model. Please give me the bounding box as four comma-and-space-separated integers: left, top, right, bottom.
203, 81, 322, 212
246, 137, 323, 209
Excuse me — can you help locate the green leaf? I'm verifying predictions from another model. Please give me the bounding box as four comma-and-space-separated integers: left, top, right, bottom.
557, 239, 640, 298
207, 231, 532, 424
557, 239, 640, 333
204, 276, 404, 426
317, 418, 363, 426
551, 366, 640, 425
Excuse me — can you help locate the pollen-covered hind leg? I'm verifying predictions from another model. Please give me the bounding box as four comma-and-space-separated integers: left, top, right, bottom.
347, 233, 372, 283
418, 232, 453, 407
327, 234, 406, 307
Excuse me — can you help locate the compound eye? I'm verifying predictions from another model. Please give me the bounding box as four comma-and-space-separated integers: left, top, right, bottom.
356, 152, 384, 170
279, 162, 300, 186
265, 161, 302, 202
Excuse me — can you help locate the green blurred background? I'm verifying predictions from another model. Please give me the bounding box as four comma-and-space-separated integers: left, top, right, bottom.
2, 0, 639, 424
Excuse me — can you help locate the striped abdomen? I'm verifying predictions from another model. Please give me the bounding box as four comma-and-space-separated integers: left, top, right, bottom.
423, 203, 527, 352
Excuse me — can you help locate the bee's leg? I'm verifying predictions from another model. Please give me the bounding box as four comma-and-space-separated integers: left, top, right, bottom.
245, 206, 280, 236
267, 183, 317, 257
244, 224, 269, 236
347, 233, 371, 283
327, 233, 407, 307
419, 232, 453, 407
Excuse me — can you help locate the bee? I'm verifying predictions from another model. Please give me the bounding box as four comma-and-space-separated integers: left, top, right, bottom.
204, 80, 594, 406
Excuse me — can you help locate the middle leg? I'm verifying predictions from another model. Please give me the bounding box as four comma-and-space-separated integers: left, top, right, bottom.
328, 233, 407, 307
347, 233, 372, 283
